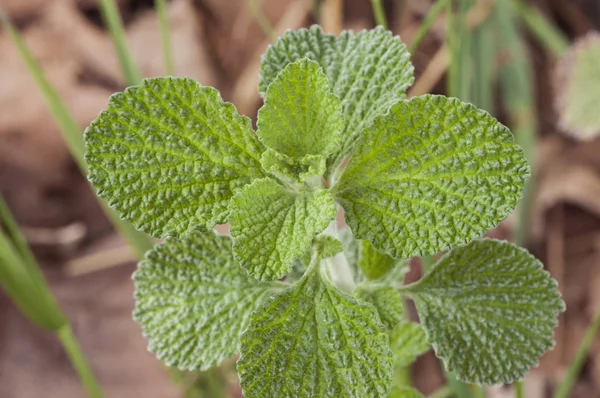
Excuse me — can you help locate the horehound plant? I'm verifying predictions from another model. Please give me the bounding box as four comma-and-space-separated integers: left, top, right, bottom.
84, 26, 564, 397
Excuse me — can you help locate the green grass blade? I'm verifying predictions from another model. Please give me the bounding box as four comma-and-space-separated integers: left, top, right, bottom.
99, 0, 142, 85
155, 0, 174, 75
0, 195, 40, 274
495, 0, 537, 248
554, 307, 600, 398
511, 0, 569, 58
410, 0, 451, 55
371, 0, 388, 29
248, 0, 277, 42
0, 9, 153, 258
58, 325, 104, 398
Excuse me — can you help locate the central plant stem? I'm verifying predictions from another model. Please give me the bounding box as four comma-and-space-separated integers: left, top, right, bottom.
321, 221, 355, 294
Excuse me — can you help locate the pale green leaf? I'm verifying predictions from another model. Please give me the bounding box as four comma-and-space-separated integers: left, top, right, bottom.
389, 323, 429, 368
359, 240, 400, 280
340, 227, 363, 283
133, 230, 278, 371
555, 32, 600, 140
260, 148, 326, 183
257, 59, 343, 159
388, 386, 424, 398
260, 26, 414, 163
229, 178, 336, 280
335, 95, 529, 259
238, 265, 393, 397
355, 284, 404, 330
85, 77, 265, 238
404, 239, 565, 384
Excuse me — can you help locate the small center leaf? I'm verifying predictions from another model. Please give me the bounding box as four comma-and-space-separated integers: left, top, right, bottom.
257, 58, 343, 160
229, 178, 336, 281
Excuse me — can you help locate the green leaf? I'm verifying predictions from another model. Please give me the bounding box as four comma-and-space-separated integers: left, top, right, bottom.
334, 95, 529, 259
260, 148, 326, 183
555, 32, 600, 140
238, 265, 393, 397
133, 230, 278, 371
389, 323, 429, 368
260, 26, 414, 163
403, 239, 565, 384
257, 59, 343, 159
84, 77, 265, 238
359, 240, 400, 280
229, 178, 336, 280
355, 284, 405, 330
388, 386, 424, 398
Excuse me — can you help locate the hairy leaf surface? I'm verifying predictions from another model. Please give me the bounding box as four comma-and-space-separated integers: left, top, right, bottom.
258, 59, 343, 159
229, 178, 336, 280
238, 266, 393, 397
404, 239, 564, 384
133, 231, 277, 370
335, 95, 529, 259
260, 26, 413, 163
389, 323, 429, 368
85, 77, 265, 238
355, 285, 404, 330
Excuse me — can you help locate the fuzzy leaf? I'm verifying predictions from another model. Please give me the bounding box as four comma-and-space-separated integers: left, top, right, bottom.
555, 32, 600, 140
335, 95, 529, 259
229, 178, 336, 280
404, 239, 565, 384
85, 77, 265, 238
258, 59, 343, 159
260, 148, 326, 183
389, 323, 429, 368
260, 26, 413, 163
388, 386, 424, 398
355, 284, 405, 330
359, 240, 400, 280
133, 231, 277, 371
238, 266, 393, 397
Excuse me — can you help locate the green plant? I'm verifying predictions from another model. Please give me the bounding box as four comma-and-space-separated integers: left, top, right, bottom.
83, 26, 564, 397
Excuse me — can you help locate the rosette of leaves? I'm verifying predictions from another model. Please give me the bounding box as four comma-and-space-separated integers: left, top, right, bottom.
84, 26, 564, 397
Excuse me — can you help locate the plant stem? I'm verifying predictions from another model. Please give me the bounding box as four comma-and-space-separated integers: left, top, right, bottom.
0, 8, 154, 259
553, 307, 600, 398
515, 381, 525, 398
410, 0, 451, 55
510, 0, 569, 58
371, 0, 388, 29
155, 0, 174, 75
99, 0, 142, 85
248, 0, 277, 42
0, 195, 39, 273
429, 385, 453, 398
57, 325, 103, 398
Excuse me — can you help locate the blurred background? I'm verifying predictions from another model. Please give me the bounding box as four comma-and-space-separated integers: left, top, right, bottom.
1, 0, 600, 397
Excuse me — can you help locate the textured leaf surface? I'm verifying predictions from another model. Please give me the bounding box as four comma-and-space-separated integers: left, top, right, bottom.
355, 285, 404, 330
335, 95, 529, 259
555, 32, 600, 140
359, 240, 399, 280
257, 59, 343, 159
260, 148, 326, 183
405, 239, 564, 384
389, 323, 429, 368
238, 266, 393, 397
388, 386, 424, 398
260, 26, 413, 162
229, 178, 336, 280
85, 77, 265, 238
133, 231, 277, 370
